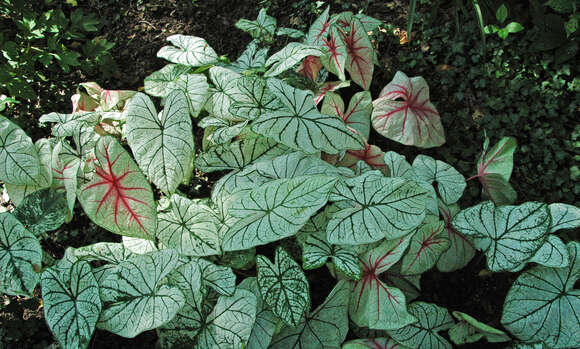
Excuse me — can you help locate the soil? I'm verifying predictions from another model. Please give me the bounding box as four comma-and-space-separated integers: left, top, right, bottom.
1, 0, 573, 348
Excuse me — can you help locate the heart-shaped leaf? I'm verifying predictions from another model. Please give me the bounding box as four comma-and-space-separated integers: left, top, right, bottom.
548, 203, 580, 232
125, 91, 194, 194
235, 8, 277, 41
231, 40, 269, 72
435, 201, 476, 272
78, 136, 157, 240
97, 249, 185, 338
296, 55, 323, 81
223, 175, 337, 251
41, 261, 101, 349
251, 79, 364, 154
337, 14, 374, 90
313, 80, 350, 105
166, 74, 209, 117
387, 302, 454, 349
322, 91, 372, 140
501, 241, 580, 348
0, 213, 42, 296
205, 66, 247, 121
197, 258, 236, 296
230, 76, 282, 120
528, 234, 569, 268
303, 229, 361, 280
327, 176, 428, 245
452, 201, 551, 272
305, 6, 331, 46
372, 71, 445, 148
0, 115, 41, 185
157, 35, 219, 67
320, 27, 347, 81
257, 247, 310, 326
270, 280, 351, 349
350, 237, 417, 330
143, 64, 192, 97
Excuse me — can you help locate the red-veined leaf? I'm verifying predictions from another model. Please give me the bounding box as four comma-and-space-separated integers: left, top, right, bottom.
436, 201, 476, 272
305, 6, 331, 46
350, 236, 417, 330
296, 55, 323, 82
372, 71, 445, 148
322, 91, 372, 140
313, 81, 350, 105
401, 221, 450, 275
320, 27, 347, 81
337, 141, 387, 174
338, 14, 374, 90
78, 136, 156, 240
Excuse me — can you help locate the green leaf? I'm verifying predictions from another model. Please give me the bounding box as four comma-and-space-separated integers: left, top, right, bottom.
144, 64, 192, 97
401, 221, 450, 275
251, 79, 364, 154
449, 311, 510, 345
412, 155, 466, 204
0, 115, 41, 185
157, 194, 220, 256
52, 140, 81, 215
545, 0, 575, 13
13, 188, 68, 236
223, 175, 337, 251
276, 27, 305, 39
41, 261, 101, 349
195, 288, 257, 348
0, 212, 42, 296
528, 235, 569, 268
496, 4, 508, 23
501, 242, 580, 348
327, 176, 428, 244
78, 136, 157, 240
387, 302, 454, 349
343, 337, 410, 348
157, 35, 219, 67
231, 40, 269, 73
125, 91, 194, 195
270, 280, 351, 349
350, 236, 417, 330
372, 72, 445, 148
475, 136, 517, 205
230, 76, 283, 120
305, 6, 330, 46
257, 247, 310, 326
97, 249, 185, 338
196, 135, 288, 172
264, 42, 324, 77
506, 22, 524, 33
452, 201, 551, 272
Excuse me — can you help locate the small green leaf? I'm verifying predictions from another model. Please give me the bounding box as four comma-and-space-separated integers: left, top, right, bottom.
496, 4, 508, 23
257, 247, 310, 326
506, 22, 524, 33
449, 311, 510, 345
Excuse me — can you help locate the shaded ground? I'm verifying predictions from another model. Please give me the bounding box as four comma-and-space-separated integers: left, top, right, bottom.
2, 0, 576, 348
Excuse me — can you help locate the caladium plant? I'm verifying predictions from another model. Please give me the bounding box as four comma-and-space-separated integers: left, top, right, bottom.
0, 7, 579, 349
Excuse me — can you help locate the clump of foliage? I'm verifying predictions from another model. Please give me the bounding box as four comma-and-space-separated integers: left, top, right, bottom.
0, 0, 116, 121
0, 6, 579, 349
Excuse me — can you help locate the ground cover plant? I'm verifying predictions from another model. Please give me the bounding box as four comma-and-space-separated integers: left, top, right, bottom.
1, 4, 579, 349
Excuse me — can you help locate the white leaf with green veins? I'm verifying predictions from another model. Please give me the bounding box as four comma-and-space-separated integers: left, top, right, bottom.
501, 241, 580, 348
528, 234, 569, 268
238, 277, 278, 349
327, 176, 428, 245
39, 112, 99, 138
383, 151, 415, 179
13, 188, 68, 236
52, 140, 81, 215
436, 201, 476, 272
231, 40, 269, 73
387, 302, 454, 349
230, 76, 282, 120
222, 175, 337, 251
257, 247, 310, 326
548, 203, 580, 232
264, 42, 325, 77
5, 138, 53, 206
157, 194, 220, 256
144, 64, 192, 97
41, 261, 101, 349
205, 66, 247, 121
122, 236, 157, 254
157, 35, 218, 67
0, 212, 42, 296
166, 74, 209, 118
97, 249, 185, 338
194, 288, 257, 349
157, 260, 204, 348
197, 258, 236, 296
251, 79, 364, 154
0, 116, 41, 185
204, 119, 249, 146
235, 8, 277, 40
270, 280, 351, 349
72, 242, 133, 264
196, 135, 288, 172
452, 201, 551, 272
125, 91, 194, 195
412, 155, 466, 205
